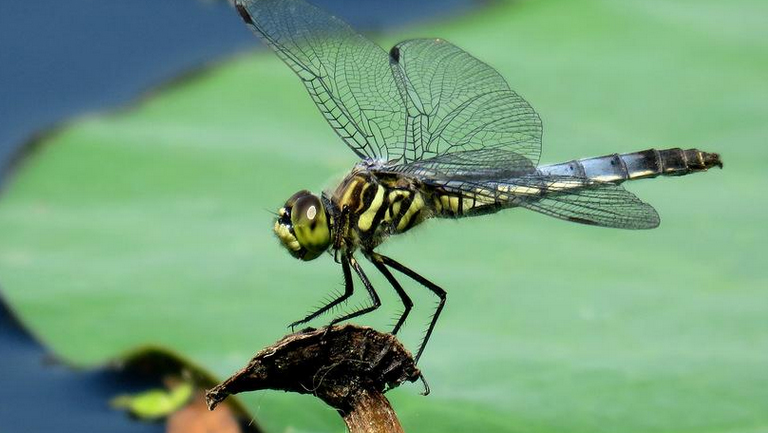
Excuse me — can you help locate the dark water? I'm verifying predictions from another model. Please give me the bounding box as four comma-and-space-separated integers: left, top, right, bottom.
0, 295, 165, 433
0, 0, 477, 431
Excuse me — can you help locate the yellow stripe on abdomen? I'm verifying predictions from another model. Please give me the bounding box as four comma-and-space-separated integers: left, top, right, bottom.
438, 194, 461, 214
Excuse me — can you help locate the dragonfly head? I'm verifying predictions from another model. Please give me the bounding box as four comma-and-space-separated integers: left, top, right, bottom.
274, 190, 331, 261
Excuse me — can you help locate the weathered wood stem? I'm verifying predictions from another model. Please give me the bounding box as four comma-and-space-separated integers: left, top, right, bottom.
205, 325, 421, 433
342, 388, 404, 433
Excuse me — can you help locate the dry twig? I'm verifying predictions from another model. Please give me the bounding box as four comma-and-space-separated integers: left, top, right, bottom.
206, 325, 421, 433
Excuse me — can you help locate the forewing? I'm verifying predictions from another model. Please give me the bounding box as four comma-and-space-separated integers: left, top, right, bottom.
435, 175, 660, 229
235, 0, 405, 160
389, 39, 542, 164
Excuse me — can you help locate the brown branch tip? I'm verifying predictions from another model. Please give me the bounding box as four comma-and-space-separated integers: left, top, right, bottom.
205, 325, 422, 415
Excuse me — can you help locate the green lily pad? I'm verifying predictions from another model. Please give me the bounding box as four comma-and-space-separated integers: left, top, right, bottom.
1, 1, 767, 432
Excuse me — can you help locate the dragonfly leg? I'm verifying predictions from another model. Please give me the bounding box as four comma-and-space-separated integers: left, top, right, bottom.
368, 252, 413, 335
332, 204, 350, 264
288, 250, 354, 332
328, 255, 382, 327
377, 254, 446, 364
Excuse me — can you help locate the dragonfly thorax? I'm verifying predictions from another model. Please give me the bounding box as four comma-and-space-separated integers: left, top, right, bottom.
273, 190, 331, 261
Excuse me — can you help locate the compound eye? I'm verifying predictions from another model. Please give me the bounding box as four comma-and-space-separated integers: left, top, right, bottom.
284, 189, 312, 208
291, 195, 322, 228
289, 194, 330, 257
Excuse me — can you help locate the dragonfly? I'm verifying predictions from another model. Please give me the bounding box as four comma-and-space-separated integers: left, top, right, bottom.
234, 0, 722, 364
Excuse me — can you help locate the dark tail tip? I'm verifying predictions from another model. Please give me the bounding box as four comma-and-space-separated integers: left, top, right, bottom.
702, 151, 723, 169
683, 148, 723, 170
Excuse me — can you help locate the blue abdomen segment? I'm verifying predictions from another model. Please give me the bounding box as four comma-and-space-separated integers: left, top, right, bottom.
538, 148, 722, 184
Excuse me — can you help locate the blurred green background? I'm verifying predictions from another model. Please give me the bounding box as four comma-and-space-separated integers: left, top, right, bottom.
1, 0, 766, 432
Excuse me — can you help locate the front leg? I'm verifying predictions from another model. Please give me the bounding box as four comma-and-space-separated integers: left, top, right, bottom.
288, 250, 354, 331
332, 204, 350, 264
328, 254, 382, 326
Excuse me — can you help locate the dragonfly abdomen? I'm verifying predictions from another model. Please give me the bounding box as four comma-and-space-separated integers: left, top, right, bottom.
430, 191, 501, 218
538, 148, 722, 183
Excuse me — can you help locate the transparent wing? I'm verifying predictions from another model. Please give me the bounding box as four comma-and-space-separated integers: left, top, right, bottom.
431, 173, 660, 229
236, 1, 543, 164
235, 0, 405, 160
389, 39, 543, 164
515, 178, 661, 229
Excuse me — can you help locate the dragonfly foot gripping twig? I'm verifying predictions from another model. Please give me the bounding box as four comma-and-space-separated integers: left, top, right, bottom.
205, 325, 421, 433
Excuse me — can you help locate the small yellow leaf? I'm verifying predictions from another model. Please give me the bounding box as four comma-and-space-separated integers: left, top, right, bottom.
111, 382, 193, 420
